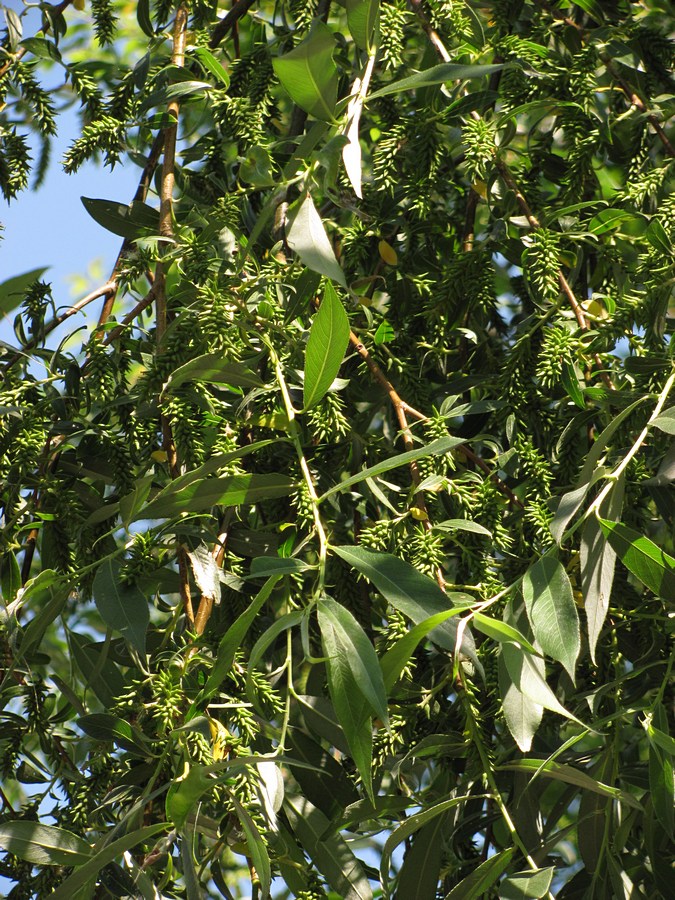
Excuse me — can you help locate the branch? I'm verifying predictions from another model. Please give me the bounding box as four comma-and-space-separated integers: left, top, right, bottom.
0, 0, 73, 78
209, 0, 257, 49
408, 0, 451, 63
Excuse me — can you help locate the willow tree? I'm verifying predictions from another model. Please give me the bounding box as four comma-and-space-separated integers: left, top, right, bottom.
0, 0, 673, 897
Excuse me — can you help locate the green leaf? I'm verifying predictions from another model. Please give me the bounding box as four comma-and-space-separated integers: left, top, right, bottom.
0, 822, 92, 867
49, 824, 169, 900
318, 597, 388, 725
373, 320, 395, 344
136, 0, 153, 36
598, 519, 675, 599
550, 396, 646, 543
380, 795, 487, 896
500, 868, 555, 899
248, 557, 311, 579
444, 848, 514, 899
346, 0, 379, 51
77, 713, 153, 756
0, 549, 21, 602
272, 21, 338, 122
473, 611, 539, 655
587, 208, 638, 236
0, 267, 48, 316
394, 817, 445, 900
202, 576, 281, 698
434, 518, 492, 537
81, 197, 158, 238
580, 474, 624, 663
20, 36, 63, 62
501, 640, 586, 730
332, 545, 479, 669
319, 435, 465, 500
498, 602, 543, 751
167, 766, 215, 829
646, 218, 671, 255
17, 572, 71, 660
303, 282, 350, 409
230, 797, 271, 899
648, 704, 674, 837
118, 473, 154, 528
380, 608, 466, 691
138, 473, 296, 520
499, 758, 641, 809
69, 632, 124, 710
651, 405, 675, 435
284, 795, 373, 900
367, 62, 504, 101
286, 192, 346, 286
193, 46, 230, 87
93, 559, 149, 655
165, 355, 263, 391
561, 361, 585, 409
522, 556, 580, 680
319, 601, 375, 800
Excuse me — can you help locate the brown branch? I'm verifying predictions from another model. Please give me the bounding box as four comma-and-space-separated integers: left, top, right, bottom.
209, 0, 257, 49
408, 0, 451, 63
101, 282, 158, 345
0, 0, 73, 78
96, 131, 166, 329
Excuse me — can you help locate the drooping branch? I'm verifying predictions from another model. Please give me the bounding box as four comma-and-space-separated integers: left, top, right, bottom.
0, 0, 73, 79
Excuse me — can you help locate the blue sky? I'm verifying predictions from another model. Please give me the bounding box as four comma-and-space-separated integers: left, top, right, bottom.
1, 0, 141, 346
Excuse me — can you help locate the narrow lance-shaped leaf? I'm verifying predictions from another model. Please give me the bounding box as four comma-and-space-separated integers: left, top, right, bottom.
581, 473, 624, 663
0, 822, 92, 867
93, 559, 149, 656
498, 602, 543, 752
444, 848, 514, 900
272, 21, 338, 122
367, 62, 504, 101
286, 192, 347, 286
522, 556, 580, 681
500, 868, 555, 900
304, 281, 350, 409
332, 545, 480, 670
317, 597, 388, 725
598, 518, 675, 599
319, 600, 375, 801
346, 0, 379, 51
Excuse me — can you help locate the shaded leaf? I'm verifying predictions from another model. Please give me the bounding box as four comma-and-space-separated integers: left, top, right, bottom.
501, 641, 585, 729
651, 405, 675, 435
332, 545, 480, 669
81, 197, 158, 238
318, 597, 388, 724
500, 867, 555, 899
285, 795, 373, 900
231, 797, 271, 899
49, 824, 169, 900
304, 282, 350, 409
394, 816, 445, 900
522, 556, 580, 680
202, 576, 281, 698
77, 713, 153, 757
380, 795, 487, 896
580, 474, 624, 663
346, 0, 379, 51
499, 759, 641, 809
93, 559, 148, 655
380, 608, 466, 691
319, 600, 375, 800
193, 46, 230, 86
0, 267, 48, 316
444, 848, 514, 899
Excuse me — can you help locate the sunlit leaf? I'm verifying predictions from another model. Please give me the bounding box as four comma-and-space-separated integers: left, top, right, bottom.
0, 823, 91, 867
286, 192, 347, 286
304, 282, 350, 409
522, 556, 580, 680
272, 22, 338, 121
598, 518, 675, 599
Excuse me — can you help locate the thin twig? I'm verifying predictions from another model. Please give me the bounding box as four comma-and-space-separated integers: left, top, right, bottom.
408, 0, 451, 62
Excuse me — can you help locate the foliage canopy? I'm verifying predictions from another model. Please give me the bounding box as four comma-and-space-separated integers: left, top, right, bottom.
1, 0, 674, 897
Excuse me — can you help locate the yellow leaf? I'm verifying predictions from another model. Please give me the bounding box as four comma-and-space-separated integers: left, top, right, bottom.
73, 0, 86, 8
410, 506, 429, 521
151, 450, 168, 463
207, 717, 231, 761
378, 240, 398, 266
